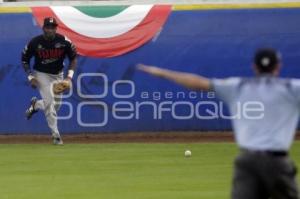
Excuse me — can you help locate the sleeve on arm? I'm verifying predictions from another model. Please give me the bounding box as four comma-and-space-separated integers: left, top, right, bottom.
65, 38, 77, 60
21, 40, 35, 74
21, 40, 34, 65
210, 77, 241, 104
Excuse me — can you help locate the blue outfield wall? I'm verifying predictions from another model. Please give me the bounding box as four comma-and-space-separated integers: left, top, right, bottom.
1, 7, 300, 134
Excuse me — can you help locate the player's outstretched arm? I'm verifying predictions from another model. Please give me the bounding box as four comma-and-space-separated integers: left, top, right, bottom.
137, 64, 211, 91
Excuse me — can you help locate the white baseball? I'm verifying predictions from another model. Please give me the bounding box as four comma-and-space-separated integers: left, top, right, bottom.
184, 150, 192, 157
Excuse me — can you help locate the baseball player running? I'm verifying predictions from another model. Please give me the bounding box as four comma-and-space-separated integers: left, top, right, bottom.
138, 48, 299, 199
21, 17, 77, 145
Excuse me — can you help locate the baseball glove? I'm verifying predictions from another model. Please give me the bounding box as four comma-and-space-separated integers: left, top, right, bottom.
53, 80, 71, 94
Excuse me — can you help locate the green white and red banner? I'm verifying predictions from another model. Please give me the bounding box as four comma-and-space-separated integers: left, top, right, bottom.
32, 5, 171, 57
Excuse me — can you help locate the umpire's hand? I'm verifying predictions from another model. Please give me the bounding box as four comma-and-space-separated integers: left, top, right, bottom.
136, 64, 165, 77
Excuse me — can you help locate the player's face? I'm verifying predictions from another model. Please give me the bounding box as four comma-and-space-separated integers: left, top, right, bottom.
43, 26, 57, 40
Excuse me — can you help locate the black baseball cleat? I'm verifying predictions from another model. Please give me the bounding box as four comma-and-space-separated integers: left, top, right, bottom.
52, 136, 64, 145
25, 97, 38, 120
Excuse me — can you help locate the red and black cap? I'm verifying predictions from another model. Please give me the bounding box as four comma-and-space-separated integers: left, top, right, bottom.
43, 17, 58, 27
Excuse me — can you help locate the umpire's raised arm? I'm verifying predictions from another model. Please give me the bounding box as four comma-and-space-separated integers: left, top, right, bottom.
137, 64, 211, 91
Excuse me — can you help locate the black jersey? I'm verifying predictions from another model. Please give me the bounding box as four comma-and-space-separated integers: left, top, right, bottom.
22, 33, 77, 75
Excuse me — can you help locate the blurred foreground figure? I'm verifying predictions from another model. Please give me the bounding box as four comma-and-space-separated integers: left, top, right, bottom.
138, 48, 299, 199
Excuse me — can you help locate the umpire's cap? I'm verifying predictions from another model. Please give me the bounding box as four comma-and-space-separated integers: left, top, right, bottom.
254, 48, 281, 73
43, 17, 58, 28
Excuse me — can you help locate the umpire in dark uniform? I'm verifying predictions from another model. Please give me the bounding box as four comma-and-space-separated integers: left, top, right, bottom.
137, 48, 299, 199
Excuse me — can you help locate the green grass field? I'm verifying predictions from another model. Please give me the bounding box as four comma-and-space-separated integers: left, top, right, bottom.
0, 141, 299, 199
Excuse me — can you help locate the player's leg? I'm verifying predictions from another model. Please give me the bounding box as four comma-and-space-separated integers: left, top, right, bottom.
25, 96, 39, 119
34, 99, 45, 111
231, 153, 269, 199
34, 80, 62, 112
51, 73, 64, 145
265, 157, 299, 199
35, 71, 63, 145
25, 72, 47, 119
54, 93, 62, 111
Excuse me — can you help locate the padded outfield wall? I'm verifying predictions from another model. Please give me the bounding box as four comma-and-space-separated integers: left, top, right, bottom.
0, 3, 300, 134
